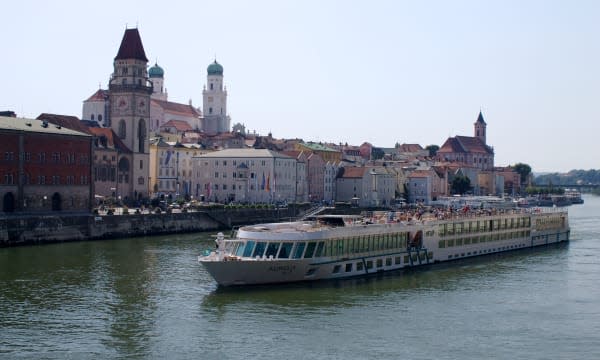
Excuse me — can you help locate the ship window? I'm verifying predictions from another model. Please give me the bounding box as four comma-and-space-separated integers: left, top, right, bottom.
438, 240, 445, 248
242, 241, 255, 257
345, 263, 353, 272
314, 242, 325, 257
376, 259, 383, 268
464, 238, 471, 245
265, 242, 280, 258
278, 243, 293, 258
236, 242, 246, 256
292, 242, 306, 259
304, 242, 316, 258
366, 260, 373, 269
395, 256, 401, 265
332, 265, 341, 273
252, 242, 266, 258
404, 255, 409, 263
385, 257, 392, 266
356, 262, 364, 271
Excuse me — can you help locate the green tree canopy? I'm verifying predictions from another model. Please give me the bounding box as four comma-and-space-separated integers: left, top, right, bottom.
451, 175, 472, 195
425, 144, 439, 157
371, 147, 385, 160
512, 163, 532, 184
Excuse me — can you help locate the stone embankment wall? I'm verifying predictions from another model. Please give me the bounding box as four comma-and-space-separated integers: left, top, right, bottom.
0, 207, 300, 247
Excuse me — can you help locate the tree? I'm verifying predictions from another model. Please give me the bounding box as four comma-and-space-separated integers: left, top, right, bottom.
371, 147, 385, 160
425, 144, 439, 157
513, 163, 532, 185
451, 175, 472, 195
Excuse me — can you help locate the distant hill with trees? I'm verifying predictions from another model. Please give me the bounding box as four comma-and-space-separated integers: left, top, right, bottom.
534, 169, 600, 186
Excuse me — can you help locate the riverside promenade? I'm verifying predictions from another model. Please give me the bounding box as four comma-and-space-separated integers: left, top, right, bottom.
0, 205, 309, 247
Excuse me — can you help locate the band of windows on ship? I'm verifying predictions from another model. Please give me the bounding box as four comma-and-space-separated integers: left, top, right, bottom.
438, 217, 532, 236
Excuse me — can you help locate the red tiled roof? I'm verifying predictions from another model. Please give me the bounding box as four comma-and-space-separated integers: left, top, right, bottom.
339, 167, 368, 178
408, 170, 432, 178
398, 143, 424, 153
87, 127, 132, 153
438, 136, 493, 155
85, 89, 109, 102
36, 113, 91, 134
115, 28, 148, 62
151, 99, 201, 117
161, 120, 193, 132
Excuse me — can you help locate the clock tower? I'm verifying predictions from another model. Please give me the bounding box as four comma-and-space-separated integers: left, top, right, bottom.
109, 28, 152, 200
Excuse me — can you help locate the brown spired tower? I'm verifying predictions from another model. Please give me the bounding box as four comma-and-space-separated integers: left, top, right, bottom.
109, 28, 153, 201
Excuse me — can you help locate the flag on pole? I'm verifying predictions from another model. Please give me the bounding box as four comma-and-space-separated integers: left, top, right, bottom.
266, 173, 270, 192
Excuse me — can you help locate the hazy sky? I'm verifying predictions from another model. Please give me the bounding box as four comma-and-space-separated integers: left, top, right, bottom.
1, 0, 598, 172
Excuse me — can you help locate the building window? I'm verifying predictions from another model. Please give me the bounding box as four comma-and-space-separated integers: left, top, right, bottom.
140, 160, 143, 169
52, 175, 60, 185
214, 172, 219, 178
118, 120, 126, 139
138, 119, 146, 152
4, 174, 13, 185
98, 114, 102, 122
138, 177, 144, 185
38, 175, 45, 185
209, 107, 213, 114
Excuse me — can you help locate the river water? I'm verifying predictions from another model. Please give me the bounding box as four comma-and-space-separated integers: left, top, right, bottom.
1, 195, 599, 359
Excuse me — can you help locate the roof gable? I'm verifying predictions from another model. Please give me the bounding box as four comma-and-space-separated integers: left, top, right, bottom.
36, 113, 91, 134
115, 28, 148, 62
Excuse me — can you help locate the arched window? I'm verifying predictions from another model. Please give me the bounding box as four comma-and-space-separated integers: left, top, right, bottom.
3, 192, 15, 213
118, 157, 130, 172
138, 119, 146, 152
98, 114, 102, 122
118, 120, 126, 139
91, 114, 95, 121
209, 107, 213, 114
51, 192, 62, 211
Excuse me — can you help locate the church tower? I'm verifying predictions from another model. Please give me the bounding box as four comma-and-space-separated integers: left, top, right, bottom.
202, 60, 230, 134
109, 28, 152, 200
474, 111, 487, 144
149, 62, 168, 101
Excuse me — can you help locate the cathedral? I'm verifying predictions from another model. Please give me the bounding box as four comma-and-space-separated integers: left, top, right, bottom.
80, 28, 232, 202
82, 30, 231, 135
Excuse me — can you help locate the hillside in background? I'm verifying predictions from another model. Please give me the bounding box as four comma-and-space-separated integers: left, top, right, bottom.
534, 169, 600, 185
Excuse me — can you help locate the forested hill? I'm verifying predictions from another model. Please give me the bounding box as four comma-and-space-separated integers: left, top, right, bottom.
534, 169, 600, 185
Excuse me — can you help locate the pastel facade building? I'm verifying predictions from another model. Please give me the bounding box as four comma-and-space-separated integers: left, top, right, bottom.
193, 149, 297, 204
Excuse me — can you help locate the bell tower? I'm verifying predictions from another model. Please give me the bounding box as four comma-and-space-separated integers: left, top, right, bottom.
474, 111, 487, 144
202, 60, 229, 134
109, 28, 152, 200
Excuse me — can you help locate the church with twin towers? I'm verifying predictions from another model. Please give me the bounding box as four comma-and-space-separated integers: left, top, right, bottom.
81, 28, 231, 199
83, 28, 230, 135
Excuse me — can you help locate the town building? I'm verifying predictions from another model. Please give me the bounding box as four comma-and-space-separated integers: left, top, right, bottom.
0, 116, 92, 213
437, 112, 494, 171
193, 149, 297, 204
82, 89, 110, 127
294, 142, 342, 163
336, 166, 395, 207
149, 139, 206, 199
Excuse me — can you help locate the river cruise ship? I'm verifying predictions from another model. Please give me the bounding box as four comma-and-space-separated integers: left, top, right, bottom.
199, 207, 569, 286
